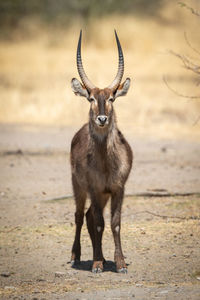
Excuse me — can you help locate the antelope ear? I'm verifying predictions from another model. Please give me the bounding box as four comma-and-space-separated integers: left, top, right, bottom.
71, 78, 89, 99
115, 78, 131, 99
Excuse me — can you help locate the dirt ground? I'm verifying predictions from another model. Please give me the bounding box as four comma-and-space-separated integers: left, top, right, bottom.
0, 124, 200, 300
0, 1, 200, 298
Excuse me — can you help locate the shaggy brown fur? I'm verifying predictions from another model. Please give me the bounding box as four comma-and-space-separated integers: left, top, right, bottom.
70, 88, 133, 273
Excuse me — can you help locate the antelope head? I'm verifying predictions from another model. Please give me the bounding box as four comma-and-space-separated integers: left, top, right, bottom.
71, 30, 130, 128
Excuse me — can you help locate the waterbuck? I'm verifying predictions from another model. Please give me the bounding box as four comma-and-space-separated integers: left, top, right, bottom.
70, 30, 133, 273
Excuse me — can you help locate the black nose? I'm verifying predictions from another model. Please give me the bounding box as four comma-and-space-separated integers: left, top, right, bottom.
98, 115, 107, 125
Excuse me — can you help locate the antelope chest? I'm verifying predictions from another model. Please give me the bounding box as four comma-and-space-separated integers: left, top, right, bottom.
87, 146, 129, 192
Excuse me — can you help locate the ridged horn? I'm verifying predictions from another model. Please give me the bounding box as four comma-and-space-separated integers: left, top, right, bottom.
107, 30, 124, 91
77, 30, 95, 91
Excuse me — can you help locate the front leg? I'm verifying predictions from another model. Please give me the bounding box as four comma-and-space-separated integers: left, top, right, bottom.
89, 190, 109, 273
90, 203, 105, 273
111, 188, 127, 273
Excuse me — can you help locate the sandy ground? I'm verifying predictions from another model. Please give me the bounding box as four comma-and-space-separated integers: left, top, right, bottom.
0, 1, 200, 298
0, 124, 200, 299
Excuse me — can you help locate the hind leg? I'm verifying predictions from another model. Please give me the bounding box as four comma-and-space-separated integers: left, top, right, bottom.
86, 206, 95, 255
71, 175, 86, 265
111, 188, 127, 273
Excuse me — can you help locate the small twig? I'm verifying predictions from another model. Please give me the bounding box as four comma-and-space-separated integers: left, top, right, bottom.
46, 192, 200, 203
169, 50, 200, 75
196, 78, 200, 86
192, 114, 200, 126
163, 76, 200, 99
0, 226, 20, 233
178, 2, 200, 17
134, 210, 200, 220
184, 31, 200, 56
128, 192, 200, 198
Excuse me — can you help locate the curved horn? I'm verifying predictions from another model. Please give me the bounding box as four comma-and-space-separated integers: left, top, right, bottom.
107, 30, 124, 91
77, 30, 95, 91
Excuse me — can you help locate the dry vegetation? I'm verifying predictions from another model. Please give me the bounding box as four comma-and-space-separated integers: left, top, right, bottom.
0, 3, 200, 298
0, 194, 200, 299
0, 0, 200, 140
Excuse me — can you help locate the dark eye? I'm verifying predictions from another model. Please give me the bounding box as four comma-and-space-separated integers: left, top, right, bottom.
109, 97, 114, 102
89, 97, 95, 102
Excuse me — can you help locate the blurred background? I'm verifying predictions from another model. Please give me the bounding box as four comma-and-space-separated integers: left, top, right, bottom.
0, 0, 200, 139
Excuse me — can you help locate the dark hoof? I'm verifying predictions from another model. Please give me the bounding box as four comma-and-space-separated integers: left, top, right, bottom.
92, 267, 103, 273
92, 261, 103, 273
117, 267, 128, 274
71, 259, 80, 267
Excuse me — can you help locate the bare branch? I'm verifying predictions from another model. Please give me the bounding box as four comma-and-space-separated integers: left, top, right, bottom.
184, 31, 200, 56
133, 210, 200, 220
192, 114, 200, 126
169, 50, 200, 75
0, 226, 20, 233
163, 76, 200, 99
178, 2, 200, 17
196, 78, 200, 86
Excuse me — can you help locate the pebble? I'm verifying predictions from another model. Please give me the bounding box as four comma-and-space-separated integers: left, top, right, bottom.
135, 283, 143, 287
4, 286, 16, 290
156, 281, 164, 285
159, 290, 169, 294
140, 228, 146, 234
196, 277, 200, 281
55, 271, 66, 277
1, 272, 11, 277
122, 279, 130, 283
161, 147, 167, 153
33, 289, 40, 294
36, 278, 46, 282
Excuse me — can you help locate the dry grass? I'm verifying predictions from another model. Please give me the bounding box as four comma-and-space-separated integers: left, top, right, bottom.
0, 0, 200, 139
0, 195, 200, 298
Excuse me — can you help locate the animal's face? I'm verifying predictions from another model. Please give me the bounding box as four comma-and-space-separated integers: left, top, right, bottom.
89, 88, 114, 128
71, 30, 131, 129
71, 77, 130, 128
